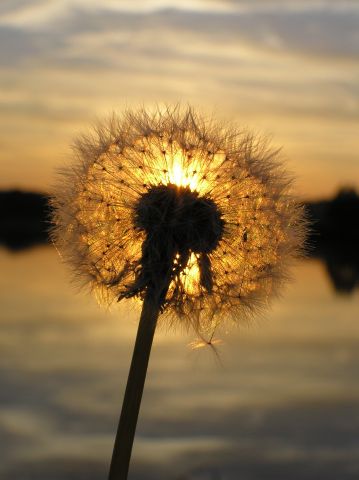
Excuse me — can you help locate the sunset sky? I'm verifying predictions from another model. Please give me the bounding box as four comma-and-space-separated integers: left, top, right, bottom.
0, 0, 358, 198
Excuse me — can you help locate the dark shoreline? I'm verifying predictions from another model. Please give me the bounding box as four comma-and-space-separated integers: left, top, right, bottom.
1, 188, 359, 293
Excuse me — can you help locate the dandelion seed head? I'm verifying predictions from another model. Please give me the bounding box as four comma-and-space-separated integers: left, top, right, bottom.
51, 106, 306, 334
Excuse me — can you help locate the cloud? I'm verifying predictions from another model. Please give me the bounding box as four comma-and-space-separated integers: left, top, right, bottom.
0, 1, 358, 195
1, 3, 359, 61
0, 4, 358, 114
0, 0, 50, 17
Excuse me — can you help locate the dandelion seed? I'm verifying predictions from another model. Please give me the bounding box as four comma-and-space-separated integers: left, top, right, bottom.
188, 337, 224, 351
51, 105, 306, 480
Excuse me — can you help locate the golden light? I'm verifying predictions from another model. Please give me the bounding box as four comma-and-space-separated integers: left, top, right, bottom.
180, 252, 201, 295
130, 136, 227, 196
165, 149, 202, 191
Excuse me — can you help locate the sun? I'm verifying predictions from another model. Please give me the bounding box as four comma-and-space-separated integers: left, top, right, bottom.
138, 136, 226, 197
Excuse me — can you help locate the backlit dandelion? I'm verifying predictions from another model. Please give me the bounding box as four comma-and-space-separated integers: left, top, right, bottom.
51, 106, 306, 479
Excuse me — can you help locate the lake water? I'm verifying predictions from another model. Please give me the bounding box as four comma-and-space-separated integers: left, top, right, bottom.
0, 246, 358, 480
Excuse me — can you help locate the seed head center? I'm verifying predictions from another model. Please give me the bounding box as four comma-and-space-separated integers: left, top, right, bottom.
134, 184, 224, 254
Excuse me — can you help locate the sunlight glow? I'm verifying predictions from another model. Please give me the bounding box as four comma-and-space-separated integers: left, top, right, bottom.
137, 137, 227, 195
178, 252, 201, 295
166, 150, 201, 191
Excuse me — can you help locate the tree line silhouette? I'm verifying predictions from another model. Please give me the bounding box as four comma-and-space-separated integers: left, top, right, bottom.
1, 188, 358, 293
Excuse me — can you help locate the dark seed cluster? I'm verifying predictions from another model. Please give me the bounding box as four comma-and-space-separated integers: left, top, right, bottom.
130, 183, 225, 306
135, 183, 224, 254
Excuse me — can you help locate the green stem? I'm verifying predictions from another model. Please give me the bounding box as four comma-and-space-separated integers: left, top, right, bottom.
108, 294, 161, 480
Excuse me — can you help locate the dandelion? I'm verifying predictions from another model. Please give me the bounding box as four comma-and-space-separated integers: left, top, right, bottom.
51, 106, 306, 479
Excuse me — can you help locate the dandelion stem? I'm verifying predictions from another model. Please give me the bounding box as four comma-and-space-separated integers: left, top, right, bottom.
108, 293, 161, 480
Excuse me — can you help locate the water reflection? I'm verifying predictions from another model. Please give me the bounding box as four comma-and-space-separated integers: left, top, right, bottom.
0, 247, 358, 479
306, 188, 359, 294
0, 191, 49, 251
314, 243, 359, 294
